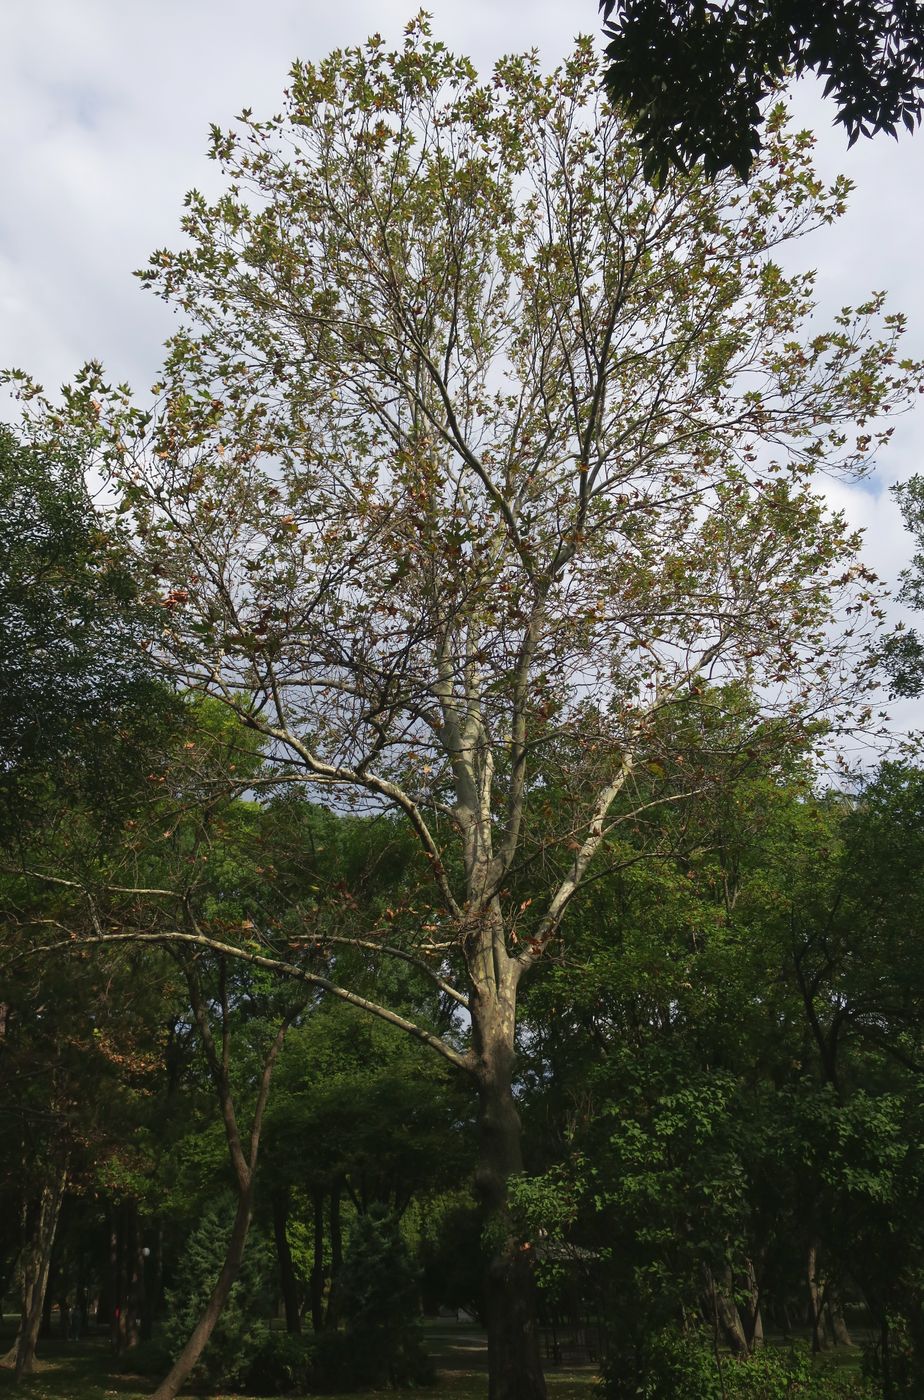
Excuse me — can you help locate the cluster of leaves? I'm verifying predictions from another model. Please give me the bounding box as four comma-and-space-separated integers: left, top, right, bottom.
603, 1329, 872, 1399
600, 0, 924, 181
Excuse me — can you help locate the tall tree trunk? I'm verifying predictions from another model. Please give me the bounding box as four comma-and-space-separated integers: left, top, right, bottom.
123, 1199, 145, 1350
310, 1187, 325, 1333
2, 1168, 67, 1380
471, 979, 547, 1400
807, 1240, 831, 1352
148, 963, 298, 1400
325, 1182, 343, 1328
742, 1258, 764, 1349
272, 1187, 301, 1334
40, 1255, 56, 1339
108, 1204, 122, 1352
148, 1219, 164, 1338
149, 1186, 254, 1400
702, 1263, 749, 1356
826, 1284, 852, 1347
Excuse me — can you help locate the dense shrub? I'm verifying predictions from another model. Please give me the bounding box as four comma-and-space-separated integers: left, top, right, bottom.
336, 1206, 435, 1388
602, 1327, 722, 1400
243, 1332, 318, 1394
161, 1198, 273, 1391
602, 1329, 875, 1400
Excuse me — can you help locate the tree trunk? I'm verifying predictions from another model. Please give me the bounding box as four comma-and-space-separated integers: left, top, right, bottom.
807, 1240, 831, 1352
826, 1286, 852, 1347
123, 1199, 145, 1350
2, 1168, 66, 1380
148, 1219, 165, 1338
702, 1263, 749, 1356
272, 1187, 301, 1334
108, 1203, 122, 1352
742, 1258, 764, 1349
325, 1181, 343, 1328
310, 1187, 325, 1332
40, 1256, 55, 1339
149, 971, 296, 1400
472, 983, 547, 1400
149, 1184, 254, 1400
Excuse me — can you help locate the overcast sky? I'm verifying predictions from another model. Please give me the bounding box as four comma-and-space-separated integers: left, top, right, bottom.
3, 0, 923, 735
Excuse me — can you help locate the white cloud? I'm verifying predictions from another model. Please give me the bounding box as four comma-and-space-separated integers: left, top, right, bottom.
3, 1, 924, 734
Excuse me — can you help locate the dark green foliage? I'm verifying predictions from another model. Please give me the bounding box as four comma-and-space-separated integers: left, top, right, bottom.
518, 748, 924, 1393
0, 423, 178, 828
244, 1332, 318, 1394
602, 1327, 721, 1400
336, 1207, 434, 1388
419, 1198, 486, 1321
603, 1329, 874, 1398
599, 0, 924, 181
161, 1198, 273, 1390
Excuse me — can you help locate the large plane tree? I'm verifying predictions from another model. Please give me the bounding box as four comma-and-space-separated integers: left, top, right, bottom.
17, 20, 922, 1398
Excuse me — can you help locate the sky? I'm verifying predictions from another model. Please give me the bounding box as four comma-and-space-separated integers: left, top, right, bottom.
2, 0, 924, 735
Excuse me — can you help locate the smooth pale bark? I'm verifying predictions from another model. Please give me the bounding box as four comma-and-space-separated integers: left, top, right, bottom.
2, 1168, 66, 1380
272, 1187, 301, 1334
742, 1258, 764, 1349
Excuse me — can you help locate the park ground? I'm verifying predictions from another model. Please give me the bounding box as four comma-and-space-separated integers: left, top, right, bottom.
0, 1321, 597, 1400
0, 1320, 871, 1400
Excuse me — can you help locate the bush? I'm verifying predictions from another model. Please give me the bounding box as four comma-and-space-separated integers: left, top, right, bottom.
336, 1206, 435, 1388
309, 1328, 379, 1392
725, 1344, 865, 1398
116, 1337, 173, 1378
863, 1316, 924, 1399
602, 1330, 875, 1400
242, 1331, 318, 1394
602, 1327, 722, 1400
161, 1197, 273, 1391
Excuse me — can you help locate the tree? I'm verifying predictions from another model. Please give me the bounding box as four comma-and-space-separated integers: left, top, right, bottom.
516, 746, 924, 1395
20, 21, 922, 1399
879, 474, 924, 697
0, 424, 174, 828
160, 1196, 273, 1392
336, 1206, 433, 1387
599, 0, 924, 182
0, 895, 174, 1378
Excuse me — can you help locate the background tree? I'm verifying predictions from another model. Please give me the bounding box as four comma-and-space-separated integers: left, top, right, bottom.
516, 743, 924, 1397
0, 424, 176, 833
599, 0, 924, 182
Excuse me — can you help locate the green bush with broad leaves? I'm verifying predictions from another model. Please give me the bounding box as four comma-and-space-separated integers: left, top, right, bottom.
602, 1329, 876, 1400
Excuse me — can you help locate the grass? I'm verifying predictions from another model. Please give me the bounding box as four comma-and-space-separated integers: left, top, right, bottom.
0, 1336, 597, 1400
0, 1325, 869, 1399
